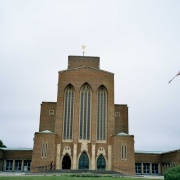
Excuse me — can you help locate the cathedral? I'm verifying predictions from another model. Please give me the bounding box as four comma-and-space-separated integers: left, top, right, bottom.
0, 55, 179, 175
31, 55, 135, 175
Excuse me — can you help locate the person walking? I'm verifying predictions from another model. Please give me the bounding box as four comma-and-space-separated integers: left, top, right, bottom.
50, 161, 53, 170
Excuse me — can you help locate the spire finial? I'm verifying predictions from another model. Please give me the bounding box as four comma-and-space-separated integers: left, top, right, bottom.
82, 45, 86, 56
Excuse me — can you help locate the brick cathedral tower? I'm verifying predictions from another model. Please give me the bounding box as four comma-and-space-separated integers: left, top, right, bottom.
31, 56, 135, 175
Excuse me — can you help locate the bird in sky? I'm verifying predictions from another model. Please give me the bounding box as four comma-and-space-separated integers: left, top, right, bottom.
168, 70, 180, 83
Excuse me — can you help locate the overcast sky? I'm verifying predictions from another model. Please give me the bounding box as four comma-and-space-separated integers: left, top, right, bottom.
0, 0, 180, 152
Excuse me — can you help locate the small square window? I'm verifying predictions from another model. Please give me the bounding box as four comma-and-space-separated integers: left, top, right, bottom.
115, 112, 120, 117
49, 110, 54, 116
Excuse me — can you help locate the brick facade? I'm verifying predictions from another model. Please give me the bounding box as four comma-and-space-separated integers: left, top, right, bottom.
31, 132, 58, 170
0, 148, 32, 172
112, 134, 135, 175
68, 56, 100, 69
30, 55, 135, 175
114, 105, 128, 134
39, 102, 56, 132
0, 55, 179, 175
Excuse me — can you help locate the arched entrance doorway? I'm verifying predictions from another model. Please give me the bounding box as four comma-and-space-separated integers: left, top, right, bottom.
78, 152, 89, 169
97, 155, 106, 170
62, 154, 71, 169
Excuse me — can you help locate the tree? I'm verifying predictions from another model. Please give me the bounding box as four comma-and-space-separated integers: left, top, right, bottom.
164, 165, 180, 180
0, 140, 7, 148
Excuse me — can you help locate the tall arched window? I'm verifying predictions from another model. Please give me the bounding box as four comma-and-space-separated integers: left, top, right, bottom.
97, 86, 107, 141
63, 84, 74, 140
79, 84, 91, 140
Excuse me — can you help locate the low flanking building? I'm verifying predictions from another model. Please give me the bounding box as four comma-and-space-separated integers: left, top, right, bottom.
0, 55, 179, 175
135, 150, 180, 175
0, 148, 32, 172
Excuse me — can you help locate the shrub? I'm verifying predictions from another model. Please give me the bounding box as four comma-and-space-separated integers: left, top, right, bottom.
164, 165, 180, 180
68, 173, 100, 177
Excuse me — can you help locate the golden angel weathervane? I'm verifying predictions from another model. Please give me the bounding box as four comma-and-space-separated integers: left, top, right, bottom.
82, 45, 86, 56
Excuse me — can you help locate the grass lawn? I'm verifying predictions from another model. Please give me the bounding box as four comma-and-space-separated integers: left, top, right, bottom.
0, 175, 163, 180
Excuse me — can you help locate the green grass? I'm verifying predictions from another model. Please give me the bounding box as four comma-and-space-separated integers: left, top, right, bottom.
0, 175, 163, 180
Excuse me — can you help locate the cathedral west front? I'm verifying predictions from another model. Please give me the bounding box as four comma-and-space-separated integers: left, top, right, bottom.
31, 55, 135, 175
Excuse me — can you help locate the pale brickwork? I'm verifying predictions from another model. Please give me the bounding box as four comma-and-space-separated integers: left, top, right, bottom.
68, 56, 100, 69
31, 132, 58, 170
55, 67, 115, 143
39, 102, 56, 132
112, 134, 135, 175
114, 105, 128, 134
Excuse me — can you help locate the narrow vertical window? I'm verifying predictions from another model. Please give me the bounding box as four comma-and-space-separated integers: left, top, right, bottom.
121, 144, 124, 160
45, 142, 48, 158
41, 143, 45, 158
121, 144, 127, 160
41, 142, 48, 158
124, 144, 127, 160
63, 85, 74, 140
79, 84, 91, 140
97, 86, 107, 141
